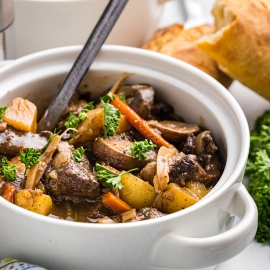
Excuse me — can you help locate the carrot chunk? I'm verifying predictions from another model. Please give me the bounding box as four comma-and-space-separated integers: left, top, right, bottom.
102, 192, 132, 213
2, 184, 16, 203
111, 96, 171, 148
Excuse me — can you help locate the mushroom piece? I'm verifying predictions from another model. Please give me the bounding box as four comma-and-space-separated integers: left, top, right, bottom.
148, 120, 200, 142
92, 134, 157, 171
116, 84, 155, 119
140, 161, 157, 185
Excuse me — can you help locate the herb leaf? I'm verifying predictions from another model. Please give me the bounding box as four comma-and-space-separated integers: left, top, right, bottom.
95, 163, 138, 190
101, 100, 120, 138
20, 148, 41, 174
245, 110, 270, 243
73, 147, 85, 163
0, 157, 16, 181
64, 102, 94, 132
130, 139, 156, 161
0, 106, 7, 119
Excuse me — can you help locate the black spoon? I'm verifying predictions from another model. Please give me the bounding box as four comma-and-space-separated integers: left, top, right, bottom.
37, 0, 129, 132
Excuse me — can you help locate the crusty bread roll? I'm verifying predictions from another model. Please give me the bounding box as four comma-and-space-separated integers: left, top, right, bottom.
143, 23, 232, 88
197, 0, 270, 100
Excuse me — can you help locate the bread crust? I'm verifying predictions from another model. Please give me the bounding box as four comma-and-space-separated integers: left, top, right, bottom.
197, 0, 270, 100
143, 23, 232, 88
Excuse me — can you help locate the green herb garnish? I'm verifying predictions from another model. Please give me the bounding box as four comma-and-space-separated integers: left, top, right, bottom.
0, 157, 16, 181
143, 210, 151, 219
20, 148, 41, 175
130, 139, 156, 161
95, 163, 137, 190
245, 110, 270, 243
64, 102, 94, 132
101, 98, 120, 138
120, 92, 126, 102
73, 147, 85, 163
0, 106, 7, 119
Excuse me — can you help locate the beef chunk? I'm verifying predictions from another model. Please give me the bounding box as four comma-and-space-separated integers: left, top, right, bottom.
44, 141, 101, 202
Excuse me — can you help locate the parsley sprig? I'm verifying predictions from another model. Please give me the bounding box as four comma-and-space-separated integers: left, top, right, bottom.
0, 157, 16, 181
20, 148, 41, 175
95, 163, 138, 190
245, 110, 270, 243
100, 93, 120, 138
64, 101, 94, 131
0, 106, 7, 119
73, 147, 85, 163
130, 139, 156, 161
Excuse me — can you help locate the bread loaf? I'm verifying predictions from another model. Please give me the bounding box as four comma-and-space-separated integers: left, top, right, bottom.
143, 23, 232, 88
197, 0, 270, 100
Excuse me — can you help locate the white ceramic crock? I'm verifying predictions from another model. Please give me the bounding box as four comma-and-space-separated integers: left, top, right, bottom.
0, 45, 257, 270
6, 0, 167, 59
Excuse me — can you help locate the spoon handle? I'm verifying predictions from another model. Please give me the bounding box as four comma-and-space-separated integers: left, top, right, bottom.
37, 0, 129, 132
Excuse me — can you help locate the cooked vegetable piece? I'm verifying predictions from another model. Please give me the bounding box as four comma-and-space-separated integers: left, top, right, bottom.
153, 146, 179, 193
153, 183, 199, 214
2, 184, 16, 202
111, 96, 171, 148
3, 97, 37, 133
14, 189, 53, 215
102, 191, 132, 213
92, 135, 156, 170
69, 108, 132, 144
185, 181, 209, 199
148, 120, 200, 142
25, 135, 62, 189
119, 172, 157, 209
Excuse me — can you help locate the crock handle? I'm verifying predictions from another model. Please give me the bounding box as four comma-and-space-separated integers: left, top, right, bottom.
150, 184, 258, 269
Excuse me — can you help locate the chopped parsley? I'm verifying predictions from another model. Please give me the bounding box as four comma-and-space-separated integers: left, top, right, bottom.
143, 210, 151, 219
130, 139, 156, 161
0, 157, 16, 181
64, 101, 94, 132
0, 106, 7, 119
20, 148, 41, 175
95, 163, 137, 190
101, 93, 120, 138
73, 147, 85, 163
120, 92, 126, 102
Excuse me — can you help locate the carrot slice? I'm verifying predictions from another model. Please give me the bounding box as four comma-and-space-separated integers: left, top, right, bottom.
111, 96, 171, 148
102, 191, 132, 213
2, 184, 16, 203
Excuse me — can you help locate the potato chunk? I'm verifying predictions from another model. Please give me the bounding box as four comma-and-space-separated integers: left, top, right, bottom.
69, 108, 132, 144
14, 189, 53, 216
3, 97, 37, 133
185, 181, 209, 199
153, 183, 199, 214
119, 173, 157, 209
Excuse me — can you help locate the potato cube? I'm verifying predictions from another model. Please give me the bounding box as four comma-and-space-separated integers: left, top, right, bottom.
3, 97, 37, 133
119, 173, 157, 209
153, 183, 199, 214
14, 189, 53, 216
